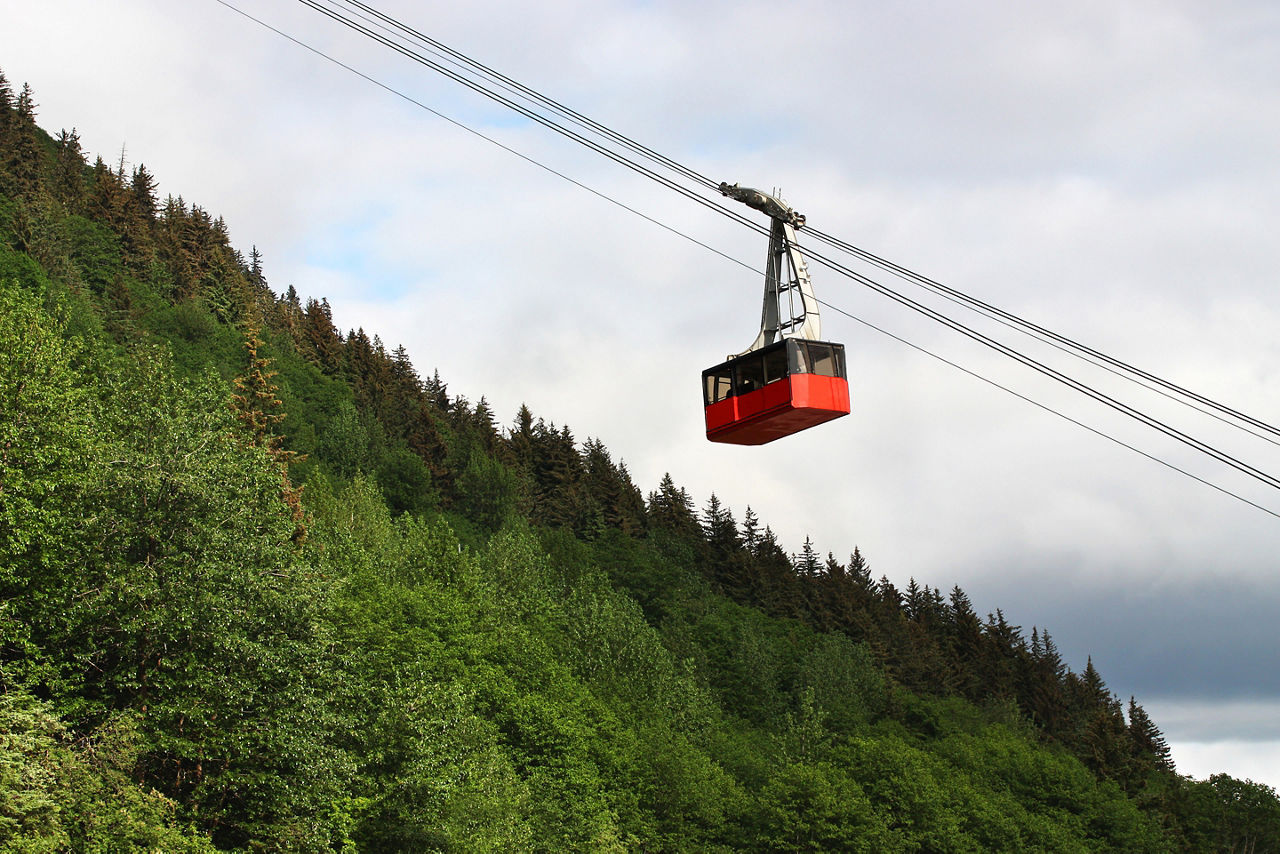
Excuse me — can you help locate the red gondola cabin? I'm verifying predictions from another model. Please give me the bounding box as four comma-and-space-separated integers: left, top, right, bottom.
703, 338, 850, 445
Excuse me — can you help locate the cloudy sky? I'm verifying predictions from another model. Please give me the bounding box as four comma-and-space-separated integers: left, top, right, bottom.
6, 0, 1279, 786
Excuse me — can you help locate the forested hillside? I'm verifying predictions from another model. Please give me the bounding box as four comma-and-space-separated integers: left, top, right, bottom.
3, 68, 1279, 852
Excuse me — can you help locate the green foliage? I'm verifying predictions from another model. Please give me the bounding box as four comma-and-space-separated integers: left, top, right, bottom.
1199, 774, 1280, 853
0, 243, 48, 294
64, 213, 122, 294
377, 444, 438, 516
147, 298, 244, 375
0, 283, 101, 679
0, 687, 65, 851
315, 398, 385, 478
749, 762, 895, 852
1, 279, 349, 848
796, 631, 888, 734
0, 682, 216, 853
456, 448, 522, 532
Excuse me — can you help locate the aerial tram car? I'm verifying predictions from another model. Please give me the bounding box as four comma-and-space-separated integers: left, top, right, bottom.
703, 184, 850, 444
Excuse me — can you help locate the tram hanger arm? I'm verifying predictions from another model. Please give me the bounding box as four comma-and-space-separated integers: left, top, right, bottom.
718, 182, 806, 229
717, 182, 822, 356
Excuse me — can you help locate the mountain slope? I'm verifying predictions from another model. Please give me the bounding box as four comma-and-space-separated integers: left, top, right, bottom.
2, 67, 1278, 852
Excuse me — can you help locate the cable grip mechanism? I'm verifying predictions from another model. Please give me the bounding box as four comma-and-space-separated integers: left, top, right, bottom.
719, 182, 821, 357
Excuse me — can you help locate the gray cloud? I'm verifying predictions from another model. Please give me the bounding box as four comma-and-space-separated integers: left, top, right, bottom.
964, 569, 1280, 700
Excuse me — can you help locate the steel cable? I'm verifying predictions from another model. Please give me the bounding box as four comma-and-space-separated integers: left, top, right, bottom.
217, 0, 1280, 510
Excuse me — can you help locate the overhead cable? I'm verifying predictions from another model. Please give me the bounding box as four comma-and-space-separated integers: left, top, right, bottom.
298, 0, 1280, 452
799, 243, 1280, 492
325, 0, 720, 192
218, 0, 1280, 513
211, 0, 758, 274
295, 0, 762, 235
803, 225, 1280, 445
818, 297, 1280, 521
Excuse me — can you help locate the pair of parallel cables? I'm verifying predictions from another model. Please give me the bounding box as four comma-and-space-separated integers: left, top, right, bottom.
216, 0, 1280, 517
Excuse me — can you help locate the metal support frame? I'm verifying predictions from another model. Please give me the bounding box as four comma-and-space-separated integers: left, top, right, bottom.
719, 183, 822, 358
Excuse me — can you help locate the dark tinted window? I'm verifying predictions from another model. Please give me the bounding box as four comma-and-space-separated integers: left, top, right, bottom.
704, 368, 733, 404
763, 343, 789, 384
734, 354, 765, 395
807, 343, 837, 377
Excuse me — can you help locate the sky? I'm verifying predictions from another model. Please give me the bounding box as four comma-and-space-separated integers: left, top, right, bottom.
5, 0, 1279, 787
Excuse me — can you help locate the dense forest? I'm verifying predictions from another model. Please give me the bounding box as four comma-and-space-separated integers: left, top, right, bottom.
2, 68, 1279, 852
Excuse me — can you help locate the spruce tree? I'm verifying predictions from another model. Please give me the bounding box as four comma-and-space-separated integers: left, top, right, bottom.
230, 323, 306, 541
52, 128, 86, 209
3, 81, 42, 199
702, 494, 739, 557
582, 438, 645, 536
646, 473, 699, 540
120, 163, 158, 269
848, 547, 872, 591
249, 245, 265, 288
612, 460, 648, 536
1127, 696, 1173, 772
741, 506, 760, 554
904, 578, 925, 621
300, 298, 344, 372
509, 404, 536, 473
0, 67, 12, 118
795, 536, 821, 577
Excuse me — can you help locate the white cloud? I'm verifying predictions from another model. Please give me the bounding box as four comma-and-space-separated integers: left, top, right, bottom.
1171, 741, 1280, 791
1153, 696, 1280, 789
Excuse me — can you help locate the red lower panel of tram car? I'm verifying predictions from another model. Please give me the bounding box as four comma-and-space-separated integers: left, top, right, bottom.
705, 374, 850, 445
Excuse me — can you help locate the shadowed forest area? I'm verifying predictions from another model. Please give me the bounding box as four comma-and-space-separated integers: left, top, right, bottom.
3, 69, 1279, 851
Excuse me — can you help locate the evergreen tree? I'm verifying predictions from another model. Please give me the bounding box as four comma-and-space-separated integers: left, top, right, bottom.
947, 585, 984, 697
646, 473, 699, 540
528, 420, 586, 530
300, 297, 344, 372
0, 67, 11, 121
424, 369, 450, 412
249, 245, 265, 288
750, 525, 804, 618
613, 460, 648, 537
2, 81, 42, 199
741, 506, 761, 554
508, 404, 536, 474
273, 283, 303, 338
471, 396, 500, 455
1071, 657, 1129, 779
876, 576, 902, 611
795, 536, 821, 578
903, 577, 925, 621
1127, 696, 1173, 772
823, 552, 845, 578
981, 608, 1023, 697
52, 128, 86, 209
1023, 628, 1070, 736
345, 327, 383, 410
582, 438, 646, 536
0, 68, 14, 196
701, 494, 739, 560
116, 163, 158, 270
230, 322, 306, 541
129, 164, 158, 218
848, 547, 873, 593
